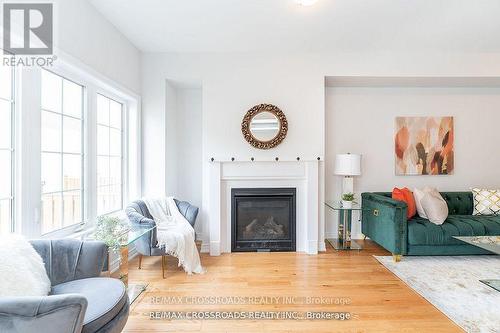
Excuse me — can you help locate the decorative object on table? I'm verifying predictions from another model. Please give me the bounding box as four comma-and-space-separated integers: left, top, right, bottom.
0, 239, 129, 333
471, 188, 500, 215
374, 255, 500, 332
325, 201, 370, 250
395, 116, 454, 175
391, 187, 416, 219
0, 234, 51, 297
241, 103, 288, 149
94, 215, 128, 257
335, 153, 362, 196
341, 192, 356, 209
125, 198, 200, 278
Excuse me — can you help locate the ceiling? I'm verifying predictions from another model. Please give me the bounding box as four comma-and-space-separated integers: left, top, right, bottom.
88, 0, 500, 53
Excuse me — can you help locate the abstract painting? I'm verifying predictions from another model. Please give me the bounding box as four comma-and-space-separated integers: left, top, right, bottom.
395, 117, 454, 175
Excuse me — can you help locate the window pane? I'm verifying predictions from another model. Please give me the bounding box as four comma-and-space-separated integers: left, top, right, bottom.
109, 156, 121, 185
63, 117, 81, 153
0, 100, 11, 149
97, 156, 109, 187
97, 185, 109, 215
0, 151, 11, 198
63, 154, 81, 190
97, 125, 109, 155
41, 70, 62, 113
109, 128, 121, 156
41, 111, 61, 152
0, 199, 11, 233
97, 94, 109, 125
41, 153, 61, 193
63, 190, 81, 225
96, 94, 123, 215
109, 100, 121, 129
63, 80, 83, 118
42, 193, 62, 234
109, 184, 122, 212
0, 65, 12, 100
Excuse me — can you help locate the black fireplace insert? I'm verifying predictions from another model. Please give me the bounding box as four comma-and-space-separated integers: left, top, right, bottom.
231, 188, 296, 252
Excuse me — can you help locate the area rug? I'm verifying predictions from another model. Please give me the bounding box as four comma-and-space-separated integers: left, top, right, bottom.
374, 256, 500, 333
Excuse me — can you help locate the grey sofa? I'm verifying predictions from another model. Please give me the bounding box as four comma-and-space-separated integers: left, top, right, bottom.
0, 239, 128, 333
125, 199, 199, 278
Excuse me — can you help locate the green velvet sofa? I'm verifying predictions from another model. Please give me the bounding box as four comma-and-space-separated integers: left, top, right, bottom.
361, 192, 500, 260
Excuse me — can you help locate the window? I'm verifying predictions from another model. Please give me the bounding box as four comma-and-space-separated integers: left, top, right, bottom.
96, 94, 123, 215
0, 64, 14, 233
41, 70, 84, 234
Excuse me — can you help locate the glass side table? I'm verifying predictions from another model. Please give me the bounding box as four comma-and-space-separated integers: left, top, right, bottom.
87, 224, 156, 303
325, 201, 371, 250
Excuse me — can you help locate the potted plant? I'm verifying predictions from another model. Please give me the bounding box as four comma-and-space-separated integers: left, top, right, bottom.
341, 193, 356, 208
93, 216, 126, 256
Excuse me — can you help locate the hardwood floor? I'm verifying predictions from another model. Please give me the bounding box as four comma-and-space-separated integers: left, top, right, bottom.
124, 240, 462, 333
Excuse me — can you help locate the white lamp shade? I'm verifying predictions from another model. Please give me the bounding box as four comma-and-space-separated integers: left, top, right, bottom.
335, 154, 362, 176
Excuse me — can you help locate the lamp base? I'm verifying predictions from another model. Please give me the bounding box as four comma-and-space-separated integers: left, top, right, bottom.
342, 176, 354, 195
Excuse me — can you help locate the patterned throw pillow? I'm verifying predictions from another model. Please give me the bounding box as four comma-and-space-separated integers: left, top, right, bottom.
471, 188, 500, 215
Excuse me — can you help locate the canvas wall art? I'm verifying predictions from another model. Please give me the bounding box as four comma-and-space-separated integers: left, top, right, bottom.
395, 117, 454, 175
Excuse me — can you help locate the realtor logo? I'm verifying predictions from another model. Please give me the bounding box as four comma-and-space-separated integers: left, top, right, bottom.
3, 3, 53, 55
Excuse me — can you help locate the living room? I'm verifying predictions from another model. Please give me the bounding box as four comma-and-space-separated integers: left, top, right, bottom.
0, 1, 499, 333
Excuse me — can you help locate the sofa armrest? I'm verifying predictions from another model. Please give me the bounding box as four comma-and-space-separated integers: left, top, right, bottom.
30, 240, 107, 286
361, 193, 408, 255
0, 294, 87, 333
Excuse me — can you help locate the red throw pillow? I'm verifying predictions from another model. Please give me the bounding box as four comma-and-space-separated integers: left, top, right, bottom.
392, 187, 417, 219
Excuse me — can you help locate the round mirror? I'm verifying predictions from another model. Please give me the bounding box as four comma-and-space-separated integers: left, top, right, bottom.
249, 111, 280, 142
241, 104, 288, 149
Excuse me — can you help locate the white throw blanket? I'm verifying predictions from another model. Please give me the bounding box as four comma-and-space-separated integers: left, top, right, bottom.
142, 197, 204, 274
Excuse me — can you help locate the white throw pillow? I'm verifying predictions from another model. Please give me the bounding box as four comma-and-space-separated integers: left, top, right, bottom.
471, 188, 500, 215
413, 187, 437, 219
420, 191, 449, 225
0, 234, 51, 297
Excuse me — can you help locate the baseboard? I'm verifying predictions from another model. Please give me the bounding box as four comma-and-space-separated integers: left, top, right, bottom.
200, 242, 210, 253
318, 240, 326, 252
307, 240, 318, 254
210, 241, 221, 256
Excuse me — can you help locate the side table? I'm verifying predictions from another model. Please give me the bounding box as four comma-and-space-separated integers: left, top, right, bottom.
325, 201, 370, 250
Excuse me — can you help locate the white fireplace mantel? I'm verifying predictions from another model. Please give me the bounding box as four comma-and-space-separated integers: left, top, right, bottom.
204, 161, 324, 255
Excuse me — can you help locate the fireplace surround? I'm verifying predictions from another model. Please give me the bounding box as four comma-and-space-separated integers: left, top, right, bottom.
231, 188, 296, 252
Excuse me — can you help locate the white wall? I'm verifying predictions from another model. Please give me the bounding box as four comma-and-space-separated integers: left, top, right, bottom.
54, 0, 141, 94
141, 52, 500, 245
175, 88, 203, 217
164, 84, 203, 235
325, 86, 500, 237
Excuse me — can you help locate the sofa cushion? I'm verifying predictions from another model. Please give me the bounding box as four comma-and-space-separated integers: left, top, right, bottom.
51, 277, 127, 333
408, 215, 500, 246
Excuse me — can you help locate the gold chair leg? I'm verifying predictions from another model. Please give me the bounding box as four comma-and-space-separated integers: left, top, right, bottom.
161, 256, 166, 279
138, 254, 142, 269
392, 254, 402, 263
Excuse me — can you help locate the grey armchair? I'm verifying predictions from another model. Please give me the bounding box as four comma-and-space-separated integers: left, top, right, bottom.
0, 239, 129, 333
125, 199, 199, 278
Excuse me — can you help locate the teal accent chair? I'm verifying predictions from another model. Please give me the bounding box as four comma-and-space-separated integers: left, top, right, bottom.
361, 192, 500, 260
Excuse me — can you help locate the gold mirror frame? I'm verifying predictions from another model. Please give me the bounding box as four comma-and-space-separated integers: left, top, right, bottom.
241, 103, 288, 150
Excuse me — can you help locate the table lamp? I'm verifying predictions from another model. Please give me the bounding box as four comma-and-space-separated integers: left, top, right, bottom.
335, 153, 362, 197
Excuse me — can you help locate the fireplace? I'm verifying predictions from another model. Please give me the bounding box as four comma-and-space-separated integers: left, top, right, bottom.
231, 188, 296, 252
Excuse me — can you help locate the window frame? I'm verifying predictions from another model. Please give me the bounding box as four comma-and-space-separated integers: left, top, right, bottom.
0, 62, 15, 233
12, 56, 139, 239
95, 92, 126, 216
40, 69, 86, 235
